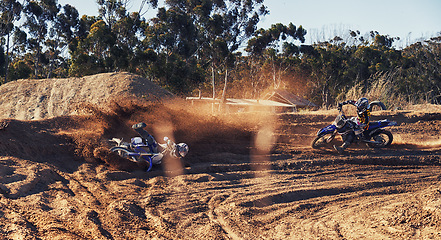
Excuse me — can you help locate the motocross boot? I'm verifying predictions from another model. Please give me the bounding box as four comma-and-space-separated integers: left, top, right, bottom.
333, 142, 349, 154
132, 122, 147, 129
362, 131, 370, 140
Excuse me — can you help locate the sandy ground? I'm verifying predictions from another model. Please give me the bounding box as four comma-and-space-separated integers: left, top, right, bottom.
0, 73, 440, 239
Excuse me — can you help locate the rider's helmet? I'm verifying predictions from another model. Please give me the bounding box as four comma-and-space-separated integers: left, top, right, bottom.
176, 143, 189, 158
355, 97, 369, 113
131, 137, 144, 145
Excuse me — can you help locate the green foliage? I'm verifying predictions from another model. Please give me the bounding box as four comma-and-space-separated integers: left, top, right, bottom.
144, 0, 268, 97
8, 58, 32, 80
0, 0, 439, 108
0, 0, 22, 82
149, 52, 205, 95
246, 23, 305, 55
301, 33, 441, 106
21, 0, 59, 77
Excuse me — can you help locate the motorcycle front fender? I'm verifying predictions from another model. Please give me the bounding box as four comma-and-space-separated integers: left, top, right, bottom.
317, 124, 337, 136
388, 121, 397, 127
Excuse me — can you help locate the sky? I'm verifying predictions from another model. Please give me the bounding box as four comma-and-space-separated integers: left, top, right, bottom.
59, 0, 441, 48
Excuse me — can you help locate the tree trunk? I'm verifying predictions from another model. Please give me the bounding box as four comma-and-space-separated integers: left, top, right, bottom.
4, 31, 10, 83
272, 60, 276, 88
220, 68, 228, 113
212, 62, 215, 99
322, 83, 329, 108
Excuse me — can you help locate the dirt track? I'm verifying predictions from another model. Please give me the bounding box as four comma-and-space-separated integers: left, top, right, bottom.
1, 102, 441, 239
0, 73, 440, 239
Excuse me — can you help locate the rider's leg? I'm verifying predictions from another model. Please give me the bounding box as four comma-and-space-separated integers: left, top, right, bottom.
362, 129, 370, 139
132, 123, 158, 153
334, 131, 354, 154
361, 123, 370, 139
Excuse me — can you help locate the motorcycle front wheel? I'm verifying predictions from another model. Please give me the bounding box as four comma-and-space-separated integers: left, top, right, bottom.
110, 147, 139, 162
367, 130, 393, 148
311, 133, 335, 149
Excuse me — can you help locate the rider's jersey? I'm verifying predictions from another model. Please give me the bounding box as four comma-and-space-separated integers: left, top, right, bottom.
358, 109, 370, 125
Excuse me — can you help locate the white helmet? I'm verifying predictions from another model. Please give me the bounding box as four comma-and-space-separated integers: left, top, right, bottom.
131, 137, 144, 145
176, 143, 189, 158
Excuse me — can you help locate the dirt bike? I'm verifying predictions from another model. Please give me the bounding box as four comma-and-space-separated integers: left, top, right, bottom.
109, 136, 188, 172
311, 108, 397, 150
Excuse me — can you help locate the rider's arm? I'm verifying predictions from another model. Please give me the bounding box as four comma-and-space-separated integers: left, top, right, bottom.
337, 100, 356, 110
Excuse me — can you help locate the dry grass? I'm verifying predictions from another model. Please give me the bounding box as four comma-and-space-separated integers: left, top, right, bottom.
338, 69, 440, 111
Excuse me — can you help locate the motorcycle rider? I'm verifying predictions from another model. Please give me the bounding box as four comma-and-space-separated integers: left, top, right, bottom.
333, 97, 371, 154
132, 122, 189, 158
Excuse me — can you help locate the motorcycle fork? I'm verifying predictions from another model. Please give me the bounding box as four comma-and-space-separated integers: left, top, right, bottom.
325, 131, 336, 143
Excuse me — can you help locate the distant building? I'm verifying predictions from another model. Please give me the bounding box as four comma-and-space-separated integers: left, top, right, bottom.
186, 89, 316, 113
263, 89, 317, 110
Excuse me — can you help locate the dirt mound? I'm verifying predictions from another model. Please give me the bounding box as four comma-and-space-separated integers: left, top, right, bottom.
0, 72, 174, 120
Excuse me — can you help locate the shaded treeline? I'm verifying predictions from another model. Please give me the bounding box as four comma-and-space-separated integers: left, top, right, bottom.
1, 0, 440, 107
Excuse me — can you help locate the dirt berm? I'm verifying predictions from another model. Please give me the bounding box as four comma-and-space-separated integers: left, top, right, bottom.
0, 72, 441, 239
0, 72, 174, 120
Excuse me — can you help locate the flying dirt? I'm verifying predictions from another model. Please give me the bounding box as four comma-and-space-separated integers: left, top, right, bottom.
0, 73, 440, 239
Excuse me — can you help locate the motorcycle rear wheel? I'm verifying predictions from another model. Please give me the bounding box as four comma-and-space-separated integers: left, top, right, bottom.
367, 130, 393, 148
110, 147, 139, 162
312, 133, 335, 149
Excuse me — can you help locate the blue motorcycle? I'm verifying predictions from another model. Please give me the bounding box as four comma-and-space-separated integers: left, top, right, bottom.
109, 136, 188, 172
311, 109, 397, 150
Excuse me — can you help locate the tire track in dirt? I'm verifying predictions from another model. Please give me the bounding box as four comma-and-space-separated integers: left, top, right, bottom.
1, 101, 441, 239
137, 110, 441, 239
207, 193, 243, 240
132, 158, 440, 239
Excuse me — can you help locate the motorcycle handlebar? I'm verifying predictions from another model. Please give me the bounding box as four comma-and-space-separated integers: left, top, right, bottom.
162, 136, 176, 151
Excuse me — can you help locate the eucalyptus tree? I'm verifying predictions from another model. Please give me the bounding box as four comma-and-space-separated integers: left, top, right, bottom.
0, 0, 22, 82
143, 4, 202, 94
68, 18, 114, 76
39, 4, 82, 78
78, 0, 156, 72
68, 0, 158, 76
399, 36, 441, 103
145, 0, 268, 97
245, 23, 306, 96
20, 0, 59, 78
